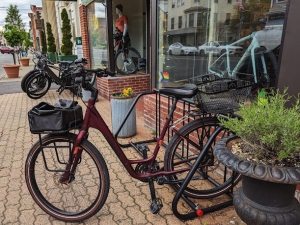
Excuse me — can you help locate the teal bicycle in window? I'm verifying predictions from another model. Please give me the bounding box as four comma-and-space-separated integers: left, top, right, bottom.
207, 31, 278, 90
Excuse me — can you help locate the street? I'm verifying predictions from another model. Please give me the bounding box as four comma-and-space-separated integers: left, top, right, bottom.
162, 54, 242, 83
0, 53, 59, 95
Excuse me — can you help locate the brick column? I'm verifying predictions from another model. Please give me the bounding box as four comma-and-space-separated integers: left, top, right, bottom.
79, 5, 91, 68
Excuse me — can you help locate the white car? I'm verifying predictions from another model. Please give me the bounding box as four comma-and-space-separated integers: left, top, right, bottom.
168, 42, 199, 56
198, 41, 243, 56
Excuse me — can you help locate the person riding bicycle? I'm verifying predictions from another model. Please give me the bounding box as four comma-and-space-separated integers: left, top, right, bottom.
115, 4, 131, 52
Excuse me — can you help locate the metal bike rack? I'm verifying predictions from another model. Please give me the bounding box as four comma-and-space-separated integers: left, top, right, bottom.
171, 126, 235, 220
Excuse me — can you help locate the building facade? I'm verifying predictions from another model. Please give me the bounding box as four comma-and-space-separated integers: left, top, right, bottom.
39, 0, 299, 95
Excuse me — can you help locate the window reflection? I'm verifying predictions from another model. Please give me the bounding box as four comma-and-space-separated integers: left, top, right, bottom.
157, 0, 286, 89
87, 1, 108, 69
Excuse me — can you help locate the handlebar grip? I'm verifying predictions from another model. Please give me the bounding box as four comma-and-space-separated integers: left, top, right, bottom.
85, 68, 103, 73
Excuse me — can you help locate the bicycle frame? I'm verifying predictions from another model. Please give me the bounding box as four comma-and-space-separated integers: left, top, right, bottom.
61, 84, 200, 182
208, 32, 267, 83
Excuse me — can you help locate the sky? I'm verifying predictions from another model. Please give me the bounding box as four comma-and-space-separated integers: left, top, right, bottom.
0, 0, 42, 31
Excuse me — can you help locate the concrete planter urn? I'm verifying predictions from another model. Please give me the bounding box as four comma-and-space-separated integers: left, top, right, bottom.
2, 64, 20, 78
20, 57, 30, 66
214, 136, 300, 225
110, 94, 136, 138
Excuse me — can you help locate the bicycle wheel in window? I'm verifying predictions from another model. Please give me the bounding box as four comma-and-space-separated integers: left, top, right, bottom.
25, 133, 110, 222
246, 49, 278, 89
164, 116, 241, 199
26, 73, 51, 99
115, 46, 141, 75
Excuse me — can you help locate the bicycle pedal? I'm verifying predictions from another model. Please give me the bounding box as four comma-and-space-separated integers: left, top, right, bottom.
150, 198, 163, 214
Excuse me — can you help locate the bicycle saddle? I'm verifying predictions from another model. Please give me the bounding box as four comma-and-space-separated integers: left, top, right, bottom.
159, 84, 198, 99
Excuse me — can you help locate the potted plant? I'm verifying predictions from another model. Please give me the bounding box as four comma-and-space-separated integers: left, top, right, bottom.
58, 8, 77, 61
46, 22, 57, 64
111, 87, 136, 137
2, 27, 23, 77
214, 89, 300, 225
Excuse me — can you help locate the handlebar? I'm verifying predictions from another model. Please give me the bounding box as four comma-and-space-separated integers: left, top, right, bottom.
73, 67, 115, 90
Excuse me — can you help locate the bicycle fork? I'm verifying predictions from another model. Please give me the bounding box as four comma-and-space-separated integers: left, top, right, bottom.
59, 146, 83, 184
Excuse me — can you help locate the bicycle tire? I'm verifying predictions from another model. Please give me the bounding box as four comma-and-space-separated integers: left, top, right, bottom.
246, 49, 278, 89
164, 116, 241, 199
25, 73, 51, 99
21, 70, 39, 92
25, 133, 110, 222
115, 46, 141, 75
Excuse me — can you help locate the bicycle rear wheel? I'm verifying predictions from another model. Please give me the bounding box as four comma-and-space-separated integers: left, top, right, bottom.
25, 133, 110, 222
164, 116, 241, 199
26, 73, 51, 99
115, 46, 141, 75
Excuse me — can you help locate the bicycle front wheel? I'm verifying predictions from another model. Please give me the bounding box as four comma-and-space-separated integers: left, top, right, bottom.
164, 116, 241, 199
21, 70, 39, 92
26, 73, 51, 99
25, 133, 110, 222
115, 47, 141, 75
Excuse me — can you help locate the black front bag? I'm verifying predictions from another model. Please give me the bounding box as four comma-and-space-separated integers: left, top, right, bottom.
28, 99, 83, 134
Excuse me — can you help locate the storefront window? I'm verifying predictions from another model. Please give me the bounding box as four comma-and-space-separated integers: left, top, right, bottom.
87, 1, 108, 69
157, 0, 286, 89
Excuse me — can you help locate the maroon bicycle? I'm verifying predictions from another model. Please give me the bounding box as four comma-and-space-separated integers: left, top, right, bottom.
25, 66, 242, 222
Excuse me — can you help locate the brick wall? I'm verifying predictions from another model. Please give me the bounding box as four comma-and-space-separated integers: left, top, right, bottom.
144, 94, 197, 135
97, 74, 150, 100
79, 5, 91, 68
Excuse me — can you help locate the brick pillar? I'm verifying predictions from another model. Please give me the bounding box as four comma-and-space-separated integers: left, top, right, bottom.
79, 5, 91, 68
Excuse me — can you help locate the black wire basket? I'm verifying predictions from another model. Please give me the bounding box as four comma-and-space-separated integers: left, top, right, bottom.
189, 74, 253, 113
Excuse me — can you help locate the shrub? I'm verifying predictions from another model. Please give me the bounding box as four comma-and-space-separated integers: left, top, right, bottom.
46, 22, 56, 53
219, 88, 300, 161
60, 8, 73, 55
40, 30, 47, 54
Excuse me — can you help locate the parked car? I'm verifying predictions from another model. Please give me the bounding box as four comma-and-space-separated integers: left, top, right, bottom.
198, 41, 243, 56
168, 42, 199, 56
0, 46, 14, 54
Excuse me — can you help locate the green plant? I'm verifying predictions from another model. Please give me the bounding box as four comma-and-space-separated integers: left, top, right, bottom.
46, 22, 56, 53
4, 4, 25, 30
219, 88, 300, 164
60, 8, 73, 55
3, 27, 23, 47
40, 30, 47, 54
24, 32, 33, 48
112, 87, 133, 98
91, 30, 99, 47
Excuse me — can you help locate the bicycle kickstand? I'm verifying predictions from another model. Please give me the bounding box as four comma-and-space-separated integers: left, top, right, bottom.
149, 178, 163, 214
139, 145, 163, 214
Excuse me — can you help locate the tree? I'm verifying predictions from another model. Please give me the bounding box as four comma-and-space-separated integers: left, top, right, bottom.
40, 30, 47, 54
3, 28, 23, 47
60, 8, 73, 55
229, 0, 272, 39
3, 28, 23, 64
4, 4, 25, 30
46, 22, 56, 53
24, 33, 33, 49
